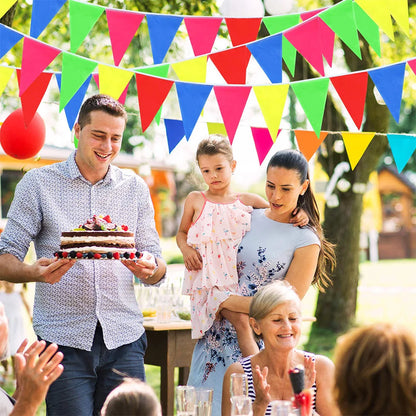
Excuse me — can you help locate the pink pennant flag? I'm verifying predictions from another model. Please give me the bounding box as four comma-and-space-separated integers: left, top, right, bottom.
300, 7, 328, 21
225, 17, 262, 47
330, 72, 368, 129
214, 85, 251, 144
319, 18, 335, 67
251, 127, 279, 165
184, 16, 223, 56
209, 45, 251, 84
106, 9, 144, 66
407, 58, 416, 75
19, 37, 60, 96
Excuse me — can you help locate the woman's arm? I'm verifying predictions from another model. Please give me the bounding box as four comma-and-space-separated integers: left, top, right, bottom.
218, 294, 252, 314
222, 362, 244, 416
284, 244, 320, 299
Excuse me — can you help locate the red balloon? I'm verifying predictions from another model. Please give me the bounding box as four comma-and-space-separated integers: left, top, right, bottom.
0, 109, 46, 159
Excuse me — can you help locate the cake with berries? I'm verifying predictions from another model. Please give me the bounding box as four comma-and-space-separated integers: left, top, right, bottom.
56, 215, 140, 260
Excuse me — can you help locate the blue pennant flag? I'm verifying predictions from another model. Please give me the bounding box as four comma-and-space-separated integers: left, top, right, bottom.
0, 24, 23, 59
30, 0, 67, 38
387, 134, 416, 173
147, 14, 183, 64
176, 81, 212, 140
164, 119, 185, 153
368, 62, 406, 123
56, 72, 92, 131
247, 34, 282, 84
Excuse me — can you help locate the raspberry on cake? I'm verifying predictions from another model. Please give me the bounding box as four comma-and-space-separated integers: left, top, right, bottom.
57, 215, 140, 260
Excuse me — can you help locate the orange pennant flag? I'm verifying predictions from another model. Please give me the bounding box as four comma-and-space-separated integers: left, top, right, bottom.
294, 130, 328, 161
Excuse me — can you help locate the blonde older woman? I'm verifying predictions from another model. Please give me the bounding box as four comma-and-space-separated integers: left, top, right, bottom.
222, 282, 340, 416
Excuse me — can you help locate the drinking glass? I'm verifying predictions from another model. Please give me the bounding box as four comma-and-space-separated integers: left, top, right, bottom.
230, 396, 253, 416
176, 385, 196, 416
270, 400, 294, 416
230, 373, 248, 398
195, 388, 213, 416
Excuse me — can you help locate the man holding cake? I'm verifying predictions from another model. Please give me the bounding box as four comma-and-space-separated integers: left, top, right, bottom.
0, 94, 167, 416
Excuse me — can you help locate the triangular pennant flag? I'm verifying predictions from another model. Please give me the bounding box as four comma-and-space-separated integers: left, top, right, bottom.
291, 78, 329, 137
16, 70, 53, 126
56, 73, 91, 130
294, 130, 328, 161
225, 17, 262, 47
320, 0, 361, 58
386, 134, 416, 173
106, 9, 144, 66
164, 119, 186, 153
342, 132, 376, 170
30, 0, 67, 38
176, 81, 212, 139
146, 14, 183, 64
69, 0, 105, 52
0, 24, 23, 59
207, 122, 227, 136
209, 46, 251, 84
0, 66, 14, 96
407, 58, 416, 76
353, 2, 381, 57
184, 16, 222, 56
355, 0, 394, 40
19, 37, 61, 96
0, 0, 17, 19
92, 73, 129, 105
368, 62, 406, 123
172, 56, 207, 83
60, 52, 97, 111
213, 85, 251, 144
318, 18, 335, 67
253, 84, 289, 141
136, 72, 174, 132
284, 17, 325, 76
263, 14, 299, 76
386, 0, 409, 36
97, 64, 133, 101
251, 127, 278, 165
300, 7, 328, 21
330, 72, 368, 129
247, 34, 282, 84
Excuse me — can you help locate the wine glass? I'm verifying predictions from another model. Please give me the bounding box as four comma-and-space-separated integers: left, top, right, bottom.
230, 396, 253, 416
176, 385, 196, 416
230, 373, 248, 398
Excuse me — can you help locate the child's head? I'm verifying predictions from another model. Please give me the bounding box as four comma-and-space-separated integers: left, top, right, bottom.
101, 378, 161, 416
196, 134, 233, 165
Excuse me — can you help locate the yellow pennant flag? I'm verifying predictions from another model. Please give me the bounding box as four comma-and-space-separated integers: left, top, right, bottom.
0, 0, 17, 19
253, 84, 289, 142
97, 64, 133, 100
386, 0, 409, 36
355, 0, 394, 40
0, 66, 14, 96
342, 132, 376, 170
207, 122, 227, 136
171, 56, 207, 83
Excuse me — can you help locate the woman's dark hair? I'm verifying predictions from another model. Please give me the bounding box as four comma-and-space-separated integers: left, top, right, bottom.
267, 149, 336, 291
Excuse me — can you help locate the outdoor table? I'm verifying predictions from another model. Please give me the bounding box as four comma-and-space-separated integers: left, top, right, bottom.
143, 319, 196, 416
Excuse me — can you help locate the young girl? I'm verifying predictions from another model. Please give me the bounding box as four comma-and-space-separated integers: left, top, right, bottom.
176, 135, 307, 356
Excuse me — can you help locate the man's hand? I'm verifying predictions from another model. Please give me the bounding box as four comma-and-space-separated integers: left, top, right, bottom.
122, 251, 165, 284
33, 257, 76, 284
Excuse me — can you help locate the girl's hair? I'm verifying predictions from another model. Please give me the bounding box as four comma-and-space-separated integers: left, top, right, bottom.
196, 134, 233, 164
249, 281, 301, 322
333, 323, 416, 416
101, 378, 161, 416
267, 149, 336, 291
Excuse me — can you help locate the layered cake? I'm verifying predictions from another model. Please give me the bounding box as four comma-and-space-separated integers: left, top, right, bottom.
55, 215, 141, 260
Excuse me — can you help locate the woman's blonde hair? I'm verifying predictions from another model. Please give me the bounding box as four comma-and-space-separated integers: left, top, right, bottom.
333, 323, 416, 415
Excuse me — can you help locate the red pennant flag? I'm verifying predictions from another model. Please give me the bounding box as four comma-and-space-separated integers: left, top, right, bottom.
330, 72, 368, 129
251, 127, 279, 165
184, 16, 223, 56
16, 69, 53, 126
209, 46, 251, 84
135, 72, 174, 132
294, 130, 328, 161
106, 9, 144, 66
19, 37, 60, 96
225, 17, 262, 47
214, 85, 251, 144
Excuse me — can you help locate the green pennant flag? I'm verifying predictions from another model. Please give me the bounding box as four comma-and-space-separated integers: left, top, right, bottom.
320, 0, 361, 58
353, 2, 381, 56
291, 78, 329, 137
136, 64, 170, 125
69, 0, 105, 52
60, 52, 97, 111
263, 14, 299, 76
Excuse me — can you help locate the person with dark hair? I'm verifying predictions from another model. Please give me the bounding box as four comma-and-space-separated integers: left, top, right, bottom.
0, 94, 167, 415
186, 148, 335, 414
333, 322, 416, 415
